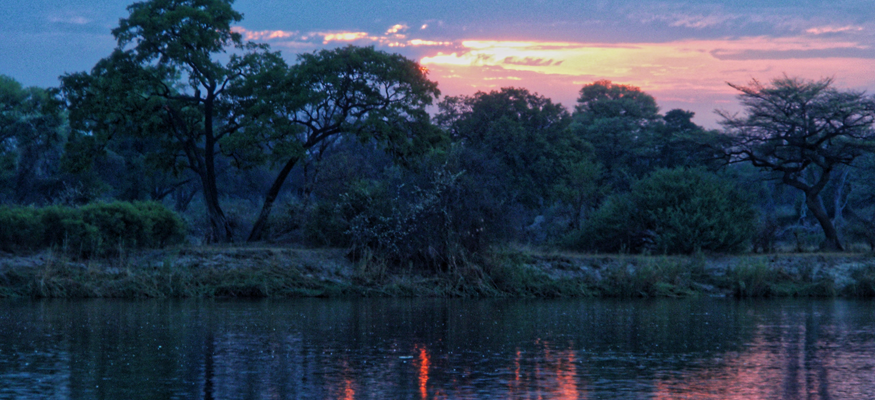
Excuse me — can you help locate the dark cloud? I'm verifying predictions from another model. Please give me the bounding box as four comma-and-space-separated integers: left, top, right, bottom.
502, 57, 563, 67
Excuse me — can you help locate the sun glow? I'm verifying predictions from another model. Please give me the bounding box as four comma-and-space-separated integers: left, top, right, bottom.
419, 35, 875, 127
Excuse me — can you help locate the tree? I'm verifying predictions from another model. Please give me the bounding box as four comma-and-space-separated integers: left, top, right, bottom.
61, 0, 284, 242
652, 109, 727, 170
437, 87, 594, 210
0, 75, 65, 204
720, 76, 875, 251
236, 46, 442, 242
571, 80, 661, 191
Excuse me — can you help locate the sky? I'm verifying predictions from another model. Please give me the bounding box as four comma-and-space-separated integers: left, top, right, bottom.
3, 0, 875, 128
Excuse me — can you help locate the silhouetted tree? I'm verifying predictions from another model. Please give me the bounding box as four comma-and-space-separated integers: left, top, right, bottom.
61, 0, 284, 242
719, 76, 875, 251
234, 46, 442, 242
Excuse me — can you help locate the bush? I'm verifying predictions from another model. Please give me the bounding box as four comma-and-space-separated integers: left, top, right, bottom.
341, 164, 507, 273
0, 202, 185, 257
134, 201, 187, 247
574, 168, 755, 254
0, 206, 43, 252
40, 205, 99, 255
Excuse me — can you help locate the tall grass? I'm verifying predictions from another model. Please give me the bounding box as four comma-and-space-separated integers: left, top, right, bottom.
726, 259, 835, 297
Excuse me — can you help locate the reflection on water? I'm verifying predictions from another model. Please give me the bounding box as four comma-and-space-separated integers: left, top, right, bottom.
1, 298, 874, 399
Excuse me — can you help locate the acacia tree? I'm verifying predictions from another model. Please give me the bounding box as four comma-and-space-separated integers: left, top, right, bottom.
236, 46, 442, 242
720, 76, 875, 251
61, 0, 283, 242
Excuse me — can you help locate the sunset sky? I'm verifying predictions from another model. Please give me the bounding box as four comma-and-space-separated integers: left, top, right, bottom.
4, 0, 874, 127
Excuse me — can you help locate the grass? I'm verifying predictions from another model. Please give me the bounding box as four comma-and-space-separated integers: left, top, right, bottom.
0, 251, 353, 299
1, 247, 875, 299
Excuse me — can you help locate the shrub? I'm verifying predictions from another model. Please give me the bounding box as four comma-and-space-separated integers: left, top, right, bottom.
568, 194, 640, 253
81, 201, 186, 255
82, 201, 148, 250
342, 164, 506, 273
134, 201, 187, 247
0, 202, 185, 257
40, 205, 99, 255
303, 201, 354, 247
0, 206, 43, 252
575, 168, 755, 254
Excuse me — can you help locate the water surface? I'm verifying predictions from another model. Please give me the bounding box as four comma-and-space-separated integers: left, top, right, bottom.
2, 298, 874, 399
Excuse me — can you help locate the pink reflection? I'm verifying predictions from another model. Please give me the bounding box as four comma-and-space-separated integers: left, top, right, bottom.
649, 320, 872, 399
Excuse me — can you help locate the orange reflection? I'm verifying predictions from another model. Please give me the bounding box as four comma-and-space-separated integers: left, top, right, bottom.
416, 345, 430, 399
337, 359, 355, 400
525, 340, 587, 399
555, 349, 581, 400
341, 378, 355, 400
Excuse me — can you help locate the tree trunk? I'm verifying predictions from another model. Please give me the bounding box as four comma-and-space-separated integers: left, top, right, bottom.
202, 97, 233, 243
805, 192, 843, 251
203, 179, 233, 243
247, 156, 301, 242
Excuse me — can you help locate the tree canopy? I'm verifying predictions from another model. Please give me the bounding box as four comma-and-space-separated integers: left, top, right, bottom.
571, 80, 661, 190
437, 87, 595, 210
238, 45, 442, 241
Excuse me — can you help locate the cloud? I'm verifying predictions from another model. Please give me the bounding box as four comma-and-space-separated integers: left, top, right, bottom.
232, 27, 297, 41
48, 16, 91, 25
236, 23, 457, 50
667, 13, 738, 29
320, 31, 370, 43
407, 39, 454, 46
502, 57, 562, 67
233, 21, 875, 127
631, 7, 742, 29
806, 25, 864, 35
385, 24, 408, 35
420, 34, 875, 120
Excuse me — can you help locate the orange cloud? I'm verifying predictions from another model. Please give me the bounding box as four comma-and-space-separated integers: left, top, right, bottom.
385, 24, 408, 35
320, 31, 371, 43
408, 39, 454, 46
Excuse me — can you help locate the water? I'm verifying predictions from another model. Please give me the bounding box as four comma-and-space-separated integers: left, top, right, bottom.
1, 298, 874, 399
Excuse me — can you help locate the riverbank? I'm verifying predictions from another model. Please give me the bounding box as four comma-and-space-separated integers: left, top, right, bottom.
1, 246, 875, 298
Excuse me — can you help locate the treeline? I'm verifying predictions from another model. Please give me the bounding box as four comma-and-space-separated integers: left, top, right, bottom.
3, 0, 875, 266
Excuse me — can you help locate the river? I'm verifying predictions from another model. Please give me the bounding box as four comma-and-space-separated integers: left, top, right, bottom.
2, 298, 874, 399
